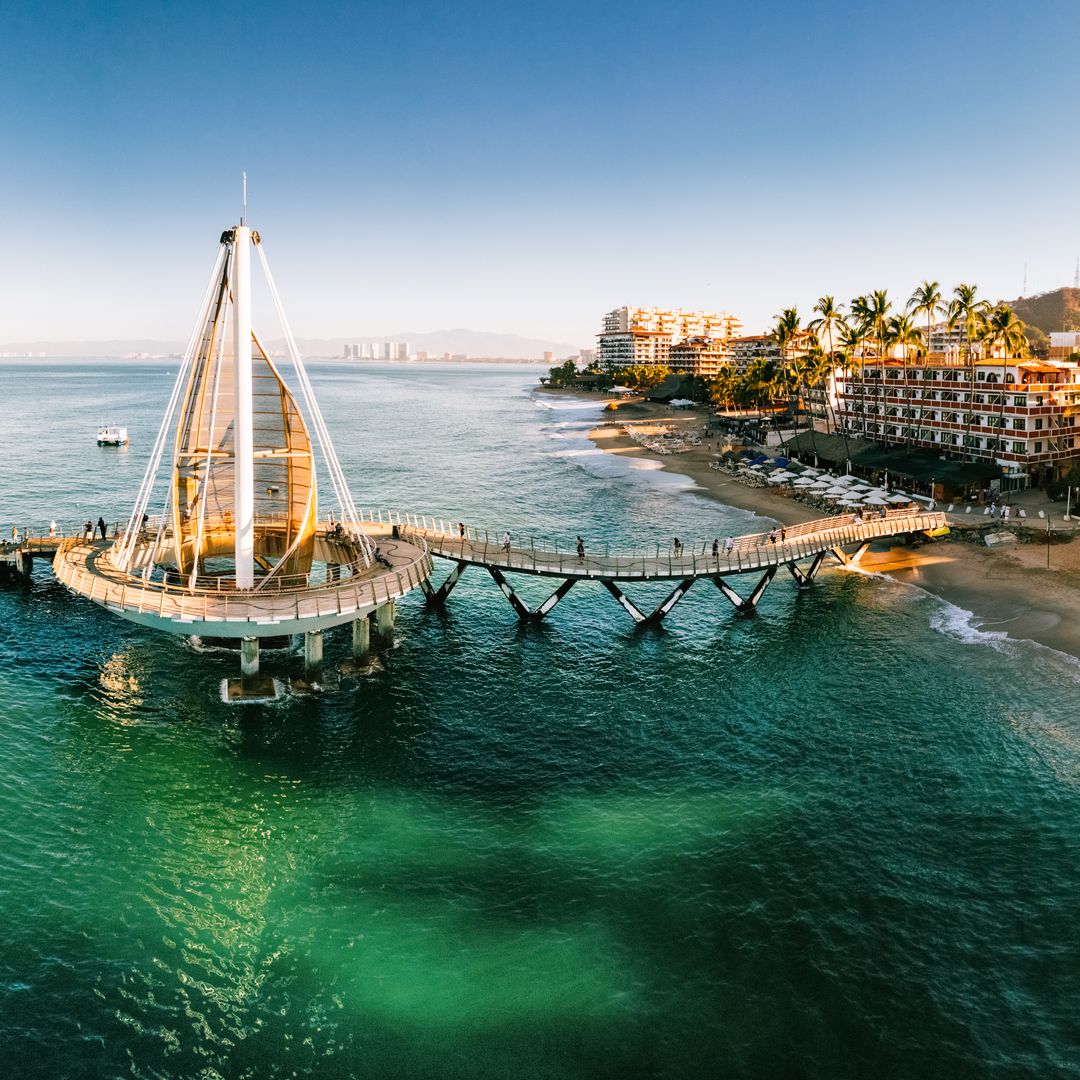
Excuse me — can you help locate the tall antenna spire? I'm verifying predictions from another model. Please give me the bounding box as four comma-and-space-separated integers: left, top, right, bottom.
1073, 257, 1079, 290
1022, 262, 1027, 297
242, 172, 247, 226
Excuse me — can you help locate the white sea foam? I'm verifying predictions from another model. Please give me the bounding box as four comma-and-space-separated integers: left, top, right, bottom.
927, 599, 1012, 648
862, 569, 1080, 686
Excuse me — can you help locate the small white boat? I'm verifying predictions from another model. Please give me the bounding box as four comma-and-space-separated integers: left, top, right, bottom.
97, 424, 129, 446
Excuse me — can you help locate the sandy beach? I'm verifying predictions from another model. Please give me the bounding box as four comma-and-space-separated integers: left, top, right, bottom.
573, 393, 1080, 662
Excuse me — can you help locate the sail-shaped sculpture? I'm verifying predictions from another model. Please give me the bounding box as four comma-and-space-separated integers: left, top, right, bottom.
170, 233, 317, 587
53, 220, 433, 684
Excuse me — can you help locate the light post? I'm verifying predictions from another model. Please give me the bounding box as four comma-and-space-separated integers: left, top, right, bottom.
1047, 518, 1052, 569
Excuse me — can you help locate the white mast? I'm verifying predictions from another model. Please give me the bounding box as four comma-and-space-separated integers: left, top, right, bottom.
233, 225, 255, 588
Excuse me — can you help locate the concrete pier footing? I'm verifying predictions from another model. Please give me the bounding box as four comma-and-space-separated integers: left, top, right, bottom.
352, 617, 370, 663
240, 637, 259, 677
304, 629, 324, 675
373, 600, 395, 644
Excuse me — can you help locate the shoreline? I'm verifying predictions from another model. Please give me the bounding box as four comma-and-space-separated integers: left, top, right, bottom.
567, 391, 1080, 663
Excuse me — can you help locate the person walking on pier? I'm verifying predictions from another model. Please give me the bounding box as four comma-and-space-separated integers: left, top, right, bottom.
49, 521, 56, 538
11, 526, 19, 544
673, 536, 682, 556
711, 538, 719, 559
502, 531, 511, 552
84, 520, 93, 540
576, 535, 585, 560
724, 535, 734, 555
458, 522, 466, 541
97, 516, 107, 541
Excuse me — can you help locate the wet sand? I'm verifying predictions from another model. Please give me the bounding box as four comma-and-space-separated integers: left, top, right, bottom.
579, 394, 1080, 662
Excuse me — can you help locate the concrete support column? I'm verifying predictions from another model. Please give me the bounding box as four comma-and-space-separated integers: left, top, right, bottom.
14, 551, 31, 577
240, 636, 260, 677
304, 629, 324, 676
352, 617, 370, 663
374, 600, 395, 644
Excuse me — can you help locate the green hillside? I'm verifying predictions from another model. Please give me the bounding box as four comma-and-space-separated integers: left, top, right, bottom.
1010, 287, 1080, 334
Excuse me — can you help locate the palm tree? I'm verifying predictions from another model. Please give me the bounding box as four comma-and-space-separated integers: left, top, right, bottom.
906, 281, 942, 445
709, 365, 740, 413
790, 348, 820, 458
807, 344, 840, 437
948, 283, 991, 460
809, 295, 846, 443
886, 313, 923, 444
985, 304, 1029, 447
809, 295, 845, 370
863, 290, 893, 446
836, 320, 864, 454
908, 280, 943, 360
773, 307, 801, 364
772, 307, 804, 452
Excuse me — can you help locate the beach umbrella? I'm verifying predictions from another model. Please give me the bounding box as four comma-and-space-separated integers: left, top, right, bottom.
809, 480, 833, 490
825, 486, 849, 496
769, 473, 794, 484
836, 473, 860, 483
838, 495, 864, 506
887, 493, 912, 504
863, 494, 888, 506
793, 477, 817, 487
801, 467, 822, 476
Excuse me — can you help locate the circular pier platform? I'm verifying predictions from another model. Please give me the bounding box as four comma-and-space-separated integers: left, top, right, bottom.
54, 525, 432, 638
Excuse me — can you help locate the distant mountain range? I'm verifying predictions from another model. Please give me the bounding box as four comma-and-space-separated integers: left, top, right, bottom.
0, 328, 585, 359
1010, 288, 1080, 335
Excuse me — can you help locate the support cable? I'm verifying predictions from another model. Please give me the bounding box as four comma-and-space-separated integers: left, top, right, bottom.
188, 258, 232, 591
254, 239, 373, 565
115, 244, 227, 571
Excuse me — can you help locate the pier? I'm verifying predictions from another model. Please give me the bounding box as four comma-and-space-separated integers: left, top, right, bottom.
388, 507, 947, 623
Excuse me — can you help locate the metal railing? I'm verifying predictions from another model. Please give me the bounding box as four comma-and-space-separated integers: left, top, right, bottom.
53, 538, 434, 626
387, 508, 948, 580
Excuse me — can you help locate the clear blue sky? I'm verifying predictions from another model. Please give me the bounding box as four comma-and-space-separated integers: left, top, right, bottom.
1, 0, 1077, 346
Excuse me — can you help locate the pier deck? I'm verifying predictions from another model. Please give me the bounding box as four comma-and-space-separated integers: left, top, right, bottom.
388, 508, 948, 622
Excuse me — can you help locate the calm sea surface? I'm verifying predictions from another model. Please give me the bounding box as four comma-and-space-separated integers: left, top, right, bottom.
1, 360, 1079, 1079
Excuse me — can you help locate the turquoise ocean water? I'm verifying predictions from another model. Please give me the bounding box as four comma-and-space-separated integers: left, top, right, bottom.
1, 360, 1078, 1079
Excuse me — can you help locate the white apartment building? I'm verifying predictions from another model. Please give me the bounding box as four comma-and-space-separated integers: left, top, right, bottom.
1050, 332, 1080, 358
838, 357, 1080, 484
668, 337, 733, 378
727, 335, 782, 374
599, 306, 742, 369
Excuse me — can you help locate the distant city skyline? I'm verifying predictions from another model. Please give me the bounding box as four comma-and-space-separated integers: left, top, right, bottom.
1, 1, 1078, 345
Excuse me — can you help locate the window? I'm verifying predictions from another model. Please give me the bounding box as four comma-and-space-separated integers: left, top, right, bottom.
1012, 441, 1026, 453
1013, 418, 1026, 430
1034, 442, 1044, 452
1035, 418, 1044, 430
1013, 396, 1026, 407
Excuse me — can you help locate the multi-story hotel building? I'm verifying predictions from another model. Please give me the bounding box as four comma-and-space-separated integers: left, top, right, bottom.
837, 357, 1080, 485
726, 334, 782, 374
668, 337, 733, 378
598, 306, 742, 369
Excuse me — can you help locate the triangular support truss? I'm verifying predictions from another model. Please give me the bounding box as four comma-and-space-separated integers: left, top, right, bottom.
711, 566, 778, 612
787, 551, 829, 587
830, 543, 871, 567
488, 567, 576, 620
421, 560, 470, 606
601, 578, 696, 624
